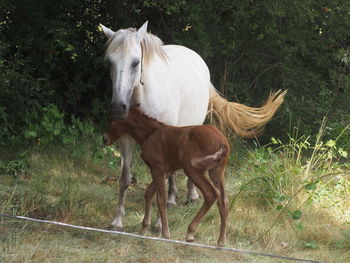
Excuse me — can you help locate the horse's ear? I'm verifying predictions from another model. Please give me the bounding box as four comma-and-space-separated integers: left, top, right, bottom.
100, 24, 115, 39
136, 21, 148, 42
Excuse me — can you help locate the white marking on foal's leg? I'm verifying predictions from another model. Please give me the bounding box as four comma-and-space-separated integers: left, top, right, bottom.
187, 179, 199, 202
111, 135, 135, 230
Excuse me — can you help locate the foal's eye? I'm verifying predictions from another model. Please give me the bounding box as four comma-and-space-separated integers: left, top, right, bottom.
131, 60, 140, 68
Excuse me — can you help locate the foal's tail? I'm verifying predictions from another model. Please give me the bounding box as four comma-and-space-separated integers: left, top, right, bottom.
207, 87, 287, 138
191, 144, 228, 170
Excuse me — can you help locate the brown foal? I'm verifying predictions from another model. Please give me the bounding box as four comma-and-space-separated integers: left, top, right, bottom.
103, 106, 230, 246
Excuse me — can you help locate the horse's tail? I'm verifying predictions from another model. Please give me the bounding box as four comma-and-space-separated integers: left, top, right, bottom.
191, 144, 228, 169
207, 87, 287, 138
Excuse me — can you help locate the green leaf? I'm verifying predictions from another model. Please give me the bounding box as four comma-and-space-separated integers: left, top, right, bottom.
271, 137, 279, 144
62, 136, 71, 144
65, 44, 75, 52
338, 148, 348, 158
291, 209, 302, 220
305, 181, 317, 191
304, 240, 319, 249
25, 130, 37, 138
276, 204, 283, 210
295, 221, 304, 231
325, 139, 336, 148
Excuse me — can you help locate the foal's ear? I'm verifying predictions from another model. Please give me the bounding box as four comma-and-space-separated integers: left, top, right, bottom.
136, 21, 148, 42
100, 24, 115, 39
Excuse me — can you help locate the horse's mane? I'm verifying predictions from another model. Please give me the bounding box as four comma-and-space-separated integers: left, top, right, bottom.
129, 106, 166, 129
105, 28, 167, 64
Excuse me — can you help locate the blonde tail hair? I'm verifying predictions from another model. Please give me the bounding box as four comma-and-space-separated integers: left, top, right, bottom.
207, 88, 287, 138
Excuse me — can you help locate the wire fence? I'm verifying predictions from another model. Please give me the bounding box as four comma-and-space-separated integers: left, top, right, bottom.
0, 213, 325, 263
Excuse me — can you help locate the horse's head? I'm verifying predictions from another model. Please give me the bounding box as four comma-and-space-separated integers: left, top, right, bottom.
101, 22, 148, 119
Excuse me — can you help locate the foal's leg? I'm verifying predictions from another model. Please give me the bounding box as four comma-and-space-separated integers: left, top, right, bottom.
209, 165, 229, 247
152, 169, 170, 238
155, 172, 176, 232
142, 181, 156, 233
184, 169, 219, 243
111, 135, 136, 230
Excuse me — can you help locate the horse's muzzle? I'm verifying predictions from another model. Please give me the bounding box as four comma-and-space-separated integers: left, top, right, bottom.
111, 102, 129, 120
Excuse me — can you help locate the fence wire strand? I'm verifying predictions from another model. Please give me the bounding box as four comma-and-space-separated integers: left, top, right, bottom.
0, 213, 325, 263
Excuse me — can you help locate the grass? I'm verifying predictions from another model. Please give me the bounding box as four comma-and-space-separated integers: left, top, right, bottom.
0, 132, 350, 263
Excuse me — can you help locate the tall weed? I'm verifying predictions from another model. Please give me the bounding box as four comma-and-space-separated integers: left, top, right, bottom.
233, 120, 349, 248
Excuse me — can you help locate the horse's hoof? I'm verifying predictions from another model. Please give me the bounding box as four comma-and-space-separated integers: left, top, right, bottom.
114, 225, 124, 232
153, 223, 162, 233
185, 199, 198, 205
109, 225, 124, 231
111, 219, 124, 231
167, 194, 177, 207
188, 194, 200, 203
167, 200, 177, 207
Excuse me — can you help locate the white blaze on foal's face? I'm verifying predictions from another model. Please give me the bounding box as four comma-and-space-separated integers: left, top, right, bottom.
101, 22, 148, 119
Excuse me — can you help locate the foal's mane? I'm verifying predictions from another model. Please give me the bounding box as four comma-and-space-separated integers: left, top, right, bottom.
105, 28, 167, 64
129, 106, 166, 129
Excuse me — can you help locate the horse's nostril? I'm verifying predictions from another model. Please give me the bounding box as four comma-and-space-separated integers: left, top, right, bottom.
122, 104, 127, 111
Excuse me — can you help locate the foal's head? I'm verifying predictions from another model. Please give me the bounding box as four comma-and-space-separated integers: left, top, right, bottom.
103, 105, 164, 146
102, 105, 141, 146
103, 119, 125, 146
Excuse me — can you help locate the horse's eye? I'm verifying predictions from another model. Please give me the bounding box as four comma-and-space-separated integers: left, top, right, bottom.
131, 60, 140, 68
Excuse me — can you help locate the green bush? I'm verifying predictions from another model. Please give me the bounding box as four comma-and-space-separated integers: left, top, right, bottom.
0, 0, 349, 148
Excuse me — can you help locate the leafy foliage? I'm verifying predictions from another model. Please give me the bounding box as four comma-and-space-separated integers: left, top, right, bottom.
0, 0, 349, 147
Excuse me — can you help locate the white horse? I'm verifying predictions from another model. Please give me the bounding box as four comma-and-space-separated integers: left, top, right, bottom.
101, 21, 286, 230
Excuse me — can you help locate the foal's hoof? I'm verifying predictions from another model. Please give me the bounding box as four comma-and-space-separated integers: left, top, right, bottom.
186, 233, 195, 243
217, 241, 226, 247
141, 227, 148, 235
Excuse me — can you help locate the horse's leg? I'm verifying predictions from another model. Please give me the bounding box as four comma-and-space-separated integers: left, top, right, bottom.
187, 179, 200, 202
167, 172, 177, 206
168, 174, 200, 204
209, 165, 229, 247
184, 169, 218, 243
142, 181, 156, 233
111, 135, 136, 230
152, 169, 170, 239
